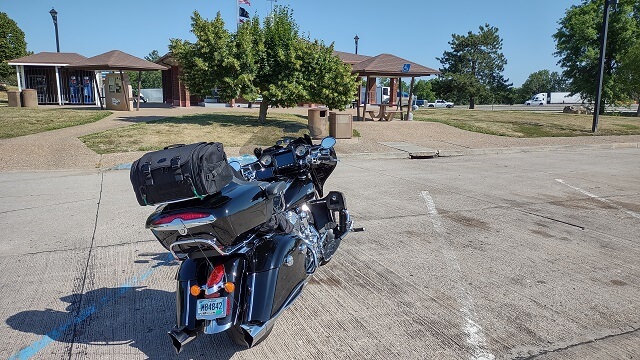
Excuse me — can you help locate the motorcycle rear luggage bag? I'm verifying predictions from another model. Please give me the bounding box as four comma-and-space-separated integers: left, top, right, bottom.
130, 142, 234, 206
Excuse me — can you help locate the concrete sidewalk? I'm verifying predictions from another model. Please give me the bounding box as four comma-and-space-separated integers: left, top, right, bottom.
1, 105, 639, 171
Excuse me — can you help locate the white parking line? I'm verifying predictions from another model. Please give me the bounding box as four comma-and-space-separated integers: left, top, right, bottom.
555, 179, 640, 220
421, 191, 495, 360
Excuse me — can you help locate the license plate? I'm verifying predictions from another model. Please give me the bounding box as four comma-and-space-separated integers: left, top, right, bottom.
196, 298, 227, 320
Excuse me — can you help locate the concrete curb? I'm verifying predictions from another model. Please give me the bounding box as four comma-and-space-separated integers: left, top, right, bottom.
437, 142, 640, 157
108, 142, 640, 170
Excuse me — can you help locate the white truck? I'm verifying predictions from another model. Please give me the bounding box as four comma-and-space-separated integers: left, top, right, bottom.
525, 93, 547, 106
427, 99, 454, 108
525, 92, 584, 105
360, 86, 390, 104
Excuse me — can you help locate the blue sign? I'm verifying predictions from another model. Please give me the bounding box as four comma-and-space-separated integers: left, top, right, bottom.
402, 63, 411, 73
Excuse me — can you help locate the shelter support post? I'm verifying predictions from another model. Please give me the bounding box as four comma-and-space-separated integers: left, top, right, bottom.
407, 77, 415, 120
94, 73, 104, 110
399, 77, 403, 120
55, 66, 63, 105
363, 76, 370, 120
356, 81, 362, 120
119, 70, 131, 111
20, 66, 26, 91
15, 66, 21, 91
137, 70, 142, 111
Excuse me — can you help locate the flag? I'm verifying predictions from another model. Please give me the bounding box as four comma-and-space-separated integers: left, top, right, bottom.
238, 0, 251, 5
239, 7, 250, 18
239, 18, 247, 23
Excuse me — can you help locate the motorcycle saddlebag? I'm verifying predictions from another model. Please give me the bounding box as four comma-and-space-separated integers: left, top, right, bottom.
130, 142, 234, 206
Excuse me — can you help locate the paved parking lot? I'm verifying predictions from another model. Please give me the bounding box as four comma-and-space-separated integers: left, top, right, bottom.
1, 149, 639, 359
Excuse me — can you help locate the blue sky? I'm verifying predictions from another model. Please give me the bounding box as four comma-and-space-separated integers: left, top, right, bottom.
4, 0, 582, 86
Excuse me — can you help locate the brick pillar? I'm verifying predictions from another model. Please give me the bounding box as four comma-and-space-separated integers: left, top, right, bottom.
171, 66, 180, 107
367, 77, 376, 104
390, 78, 398, 106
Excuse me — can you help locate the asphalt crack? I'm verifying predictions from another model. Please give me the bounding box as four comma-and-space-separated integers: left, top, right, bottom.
515, 326, 640, 359
66, 172, 104, 359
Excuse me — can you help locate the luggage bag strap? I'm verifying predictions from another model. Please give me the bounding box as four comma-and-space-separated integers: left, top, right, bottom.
141, 162, 153, 186
171, 156, 184, 182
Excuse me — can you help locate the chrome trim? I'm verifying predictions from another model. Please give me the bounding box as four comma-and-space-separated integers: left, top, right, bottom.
169, 237, 252, 260
203, 319, 232, 334
148, 215, 216, 232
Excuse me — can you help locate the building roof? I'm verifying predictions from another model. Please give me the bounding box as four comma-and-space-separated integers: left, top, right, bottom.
333, 51, 372, 65
67, 50, 167, 71
351, 53, 440, 77
8, 52, 87, 66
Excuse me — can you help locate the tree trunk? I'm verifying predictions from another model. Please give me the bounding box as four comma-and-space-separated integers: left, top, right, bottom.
469, 96, 475, 109
259, 100, 269, 123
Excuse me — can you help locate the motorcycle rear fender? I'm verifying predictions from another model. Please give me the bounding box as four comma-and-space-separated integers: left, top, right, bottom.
175, 257, 245, 331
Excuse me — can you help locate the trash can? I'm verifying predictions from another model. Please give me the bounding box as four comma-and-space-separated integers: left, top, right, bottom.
7, 90, 21, 107
21, 89, 38, 108
308, 108, 328, 139
329, 112, 352, 139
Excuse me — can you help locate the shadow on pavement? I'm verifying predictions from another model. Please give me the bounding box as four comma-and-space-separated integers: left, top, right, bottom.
5, 253, 245, 359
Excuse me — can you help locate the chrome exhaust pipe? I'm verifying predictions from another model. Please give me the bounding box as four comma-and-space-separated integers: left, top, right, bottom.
168, 327, 199, 354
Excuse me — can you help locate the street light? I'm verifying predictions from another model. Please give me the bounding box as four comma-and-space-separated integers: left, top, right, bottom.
354, 35, 359, 54
592, 0, 618, 132
49, 8, 60, 53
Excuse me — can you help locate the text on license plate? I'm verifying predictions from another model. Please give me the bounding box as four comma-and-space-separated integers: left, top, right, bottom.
196, 298, 227, 320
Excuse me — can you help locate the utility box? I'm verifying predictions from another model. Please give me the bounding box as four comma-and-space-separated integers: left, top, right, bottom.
7, 90, 21, 107
329, 112, 352, 139
21, 89, 38, 108
308, 108, 328, 139
104, 73, 133, 111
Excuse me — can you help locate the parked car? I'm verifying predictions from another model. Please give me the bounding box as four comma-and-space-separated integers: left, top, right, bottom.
427, 100, 454, 108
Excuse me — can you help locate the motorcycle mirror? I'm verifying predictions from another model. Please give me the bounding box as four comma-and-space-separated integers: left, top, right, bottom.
320, 137, 336, 149
228, 161, 241, 171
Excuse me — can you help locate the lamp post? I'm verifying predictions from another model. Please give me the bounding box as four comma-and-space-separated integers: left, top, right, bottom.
354, 35, 359, 54
592, 0, 618, 133
49, 8, 60, 53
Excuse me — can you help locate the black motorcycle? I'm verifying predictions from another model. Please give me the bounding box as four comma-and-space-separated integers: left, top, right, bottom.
143, 135, 359, 352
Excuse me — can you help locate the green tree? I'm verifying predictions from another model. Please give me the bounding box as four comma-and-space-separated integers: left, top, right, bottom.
0, 12, 29, 85
301, 39, 357, 110
554, 0, 640, 113
437, 24, 509, 109
617, 42, 640, 116
169, 11, 236, 100
127, 50, 162, 89
412, 79, 435, 101
171, 7, 356, 122
520, 70, 567, 98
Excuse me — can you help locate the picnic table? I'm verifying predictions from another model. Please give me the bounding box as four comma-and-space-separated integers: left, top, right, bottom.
364, 104, 404, 121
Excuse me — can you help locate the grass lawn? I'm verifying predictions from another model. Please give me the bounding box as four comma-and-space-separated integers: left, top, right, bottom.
414, 108, 640, 137
0, 89, 112, 138
80, 112, 309, 154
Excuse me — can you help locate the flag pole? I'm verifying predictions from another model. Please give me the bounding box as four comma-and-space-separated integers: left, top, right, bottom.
236, 0, 239, 32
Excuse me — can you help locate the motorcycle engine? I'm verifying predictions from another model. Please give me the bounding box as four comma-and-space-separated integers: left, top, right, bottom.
286, 204, 324, 274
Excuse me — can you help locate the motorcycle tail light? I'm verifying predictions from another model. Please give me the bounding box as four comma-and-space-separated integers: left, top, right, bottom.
152, 212, 210, 225
206, 264, 225, 288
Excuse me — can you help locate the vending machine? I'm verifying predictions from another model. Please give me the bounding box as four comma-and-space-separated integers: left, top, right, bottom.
83, 76, 94, 104
69, 76, 80, 104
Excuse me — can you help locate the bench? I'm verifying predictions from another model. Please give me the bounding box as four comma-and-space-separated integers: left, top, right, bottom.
382, 110, 403, 121
365, 110, 379, 121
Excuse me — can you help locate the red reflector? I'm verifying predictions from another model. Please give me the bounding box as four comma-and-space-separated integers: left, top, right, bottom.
206, 264, 225, 288
153, 212, 209, 225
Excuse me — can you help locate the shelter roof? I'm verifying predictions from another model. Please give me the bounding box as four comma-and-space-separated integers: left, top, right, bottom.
333, 51, 372, 65
351, 53, 440, 77
67, 50, 167, 71
8, 52, 87, 66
